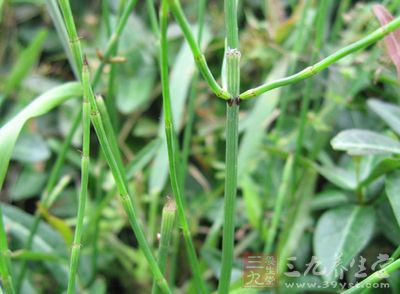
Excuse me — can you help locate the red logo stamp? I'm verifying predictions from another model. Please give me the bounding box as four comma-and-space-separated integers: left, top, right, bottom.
242, 253, 278, 288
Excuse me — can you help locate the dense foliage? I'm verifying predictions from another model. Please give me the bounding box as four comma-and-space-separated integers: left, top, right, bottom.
1, 0, 400, 293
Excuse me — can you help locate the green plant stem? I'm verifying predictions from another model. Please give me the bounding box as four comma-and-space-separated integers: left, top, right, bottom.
181, 0, 206, 189
96, 95, 124, 172
102, 0, 121, 130
152, 199, 176, 294
0, 206, 15, 294
343, 258, 400, 294
84, 66, 172, 294
67, 64, 91, 294
218, 0, 240, 292
9, 0, 139, 289
58, 0, 84, 76
265, 155, 294, 253
274, 0, 312, 131
239, 15, 400, 100
169, 0, 231, 100
159, 1, 207, 293
146, 0, 159, 36
58, 1, 171, 293
294, 0, 329, 177
331, 0, 351, 41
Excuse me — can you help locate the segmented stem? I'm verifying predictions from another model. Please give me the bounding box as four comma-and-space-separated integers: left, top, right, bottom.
169, 0, 231, 100
160, 1, 207, 292
239, 15, 400, 100
66, 63, 91, 294
84, 66, 172, 294
218, 0, 240, 292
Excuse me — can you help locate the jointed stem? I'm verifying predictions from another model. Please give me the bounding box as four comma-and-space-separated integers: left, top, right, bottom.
84, 71, 172, 294
169, 0, 231, 100
342, 258, 400, 294
57, 1, 171, 293
218, 0, 240, 292
240, 15, 400, 99
160, 1, 207, 293
58, 0, 83, 75
67, 63, 91, 294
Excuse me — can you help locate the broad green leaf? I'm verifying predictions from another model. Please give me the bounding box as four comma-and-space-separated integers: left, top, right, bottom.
12, 134, 50, 163
360, 157, 400, 188
238, 58, 288, 179
378, 202, 400, 245
0, 82, 81, 189
313, 163, 356, 190
149, 26, 211, 195
368, 99, 400, 136
385, 170, 400, 228
331, 129, 400, 155
2, 204, 69, 288
311, 190, 349, 211
116, 14, 156, 113
314, 205, 375, 281
9, 167, 47, 200
3, 29, 48, 96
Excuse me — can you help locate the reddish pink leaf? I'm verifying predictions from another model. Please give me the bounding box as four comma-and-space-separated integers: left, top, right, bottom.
373, 5, 400, 78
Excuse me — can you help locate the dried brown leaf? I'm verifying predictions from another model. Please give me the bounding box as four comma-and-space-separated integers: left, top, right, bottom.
373, 5, 400, 78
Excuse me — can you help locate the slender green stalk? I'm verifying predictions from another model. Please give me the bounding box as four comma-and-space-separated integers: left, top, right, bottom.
181, 0, 206, 190
67, 63, 91, 294
218, 0, 240, 292
57, 2, 170, 293
145, 0, 161, 247
159, 1, 207, 293
343, 258, 400, 294
96, 95, 124, 173
274, 0, 312, 131
56, 2, 90, 292
146, 0, 159, 36
169, 0, 231, 100
102, 0, 120, 129
239, 15, 400, 100
83, 66, 172, 294
265, 155, 294, 253
0, 207, 15, 294
9, 0, 141, 289
152, 199, 176, 294
331, 0, 351, 41
58, 0, 84, 75
294, 0, 329, 175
